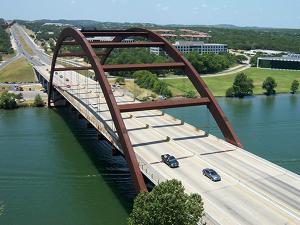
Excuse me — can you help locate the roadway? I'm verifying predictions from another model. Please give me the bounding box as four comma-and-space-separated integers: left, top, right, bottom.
35, 66, 300, 225
14, 23, 300, 225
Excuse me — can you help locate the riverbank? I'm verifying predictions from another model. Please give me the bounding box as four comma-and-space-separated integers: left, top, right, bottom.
165, 68, 300, 97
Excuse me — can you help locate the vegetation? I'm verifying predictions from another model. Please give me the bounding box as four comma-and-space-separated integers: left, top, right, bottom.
0, 19, 13, 55
19, 19, 300, 53
290, 80, 299, 94
184, 90, 196, 98
128, 179, 204, 225
187, 26, 300, 53
226, 73, 254, 98
0, 92, 20, 109
106, 48, 171, 77
0, 203, 3, 216
262, 77, 277, 95
165, 68, 300, 97
250, 53, 262, 67
134, 70, 172, 98
185, 52, 239, 74
115, 77, 125, 85
33, 94, 45, 107
0, 57, 36, 82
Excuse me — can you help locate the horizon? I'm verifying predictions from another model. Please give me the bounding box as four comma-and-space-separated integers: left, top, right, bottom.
1, 0, 300, 29
5, 18, 300, 31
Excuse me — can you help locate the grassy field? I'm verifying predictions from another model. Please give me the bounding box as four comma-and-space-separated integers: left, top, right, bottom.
0, 57, 36, 82
165, 68, 300, 96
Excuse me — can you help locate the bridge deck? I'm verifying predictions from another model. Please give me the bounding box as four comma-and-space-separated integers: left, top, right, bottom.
36, 66, 300, 225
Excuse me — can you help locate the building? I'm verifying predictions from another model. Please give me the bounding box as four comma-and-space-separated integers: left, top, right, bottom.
244, 49, 284, 56
150, 41, 228, 55
257, 54, 300, 70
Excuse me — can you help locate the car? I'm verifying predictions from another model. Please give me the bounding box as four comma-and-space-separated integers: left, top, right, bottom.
59, 75, 63, 78
90, 103, 98, 109
202, 168, 221, 182
66, 85, 71, 88
66, 78, 69, 82
161, 154, 179, 168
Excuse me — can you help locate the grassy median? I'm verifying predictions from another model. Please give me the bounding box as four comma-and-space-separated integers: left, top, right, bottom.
165, 68, 300, 96
0, 57, 36, 82
15, 30, 35, 56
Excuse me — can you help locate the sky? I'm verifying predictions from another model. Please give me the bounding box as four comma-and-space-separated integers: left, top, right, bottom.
1, 0, 300, 29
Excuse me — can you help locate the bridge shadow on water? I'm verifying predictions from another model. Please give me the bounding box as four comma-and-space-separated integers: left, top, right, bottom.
52, 107, 138, 214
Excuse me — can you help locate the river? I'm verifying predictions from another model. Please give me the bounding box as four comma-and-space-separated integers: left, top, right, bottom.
0, 94, 299, 225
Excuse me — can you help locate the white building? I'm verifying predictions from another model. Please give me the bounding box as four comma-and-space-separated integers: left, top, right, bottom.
150, 41, 227, 55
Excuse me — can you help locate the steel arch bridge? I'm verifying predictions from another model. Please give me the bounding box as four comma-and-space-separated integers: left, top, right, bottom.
48, 27, 243, 192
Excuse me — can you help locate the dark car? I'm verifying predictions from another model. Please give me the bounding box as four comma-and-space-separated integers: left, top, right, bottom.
202, 168, 221, 182
161, 154, 179, 168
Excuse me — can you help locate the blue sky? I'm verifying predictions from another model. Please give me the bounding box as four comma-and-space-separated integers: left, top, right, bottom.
1, 0, 300, 28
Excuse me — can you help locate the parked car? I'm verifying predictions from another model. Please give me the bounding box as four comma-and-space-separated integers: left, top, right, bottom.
161, 154, 179, 168
202, 168, 221, 182
66, 85, 71, 88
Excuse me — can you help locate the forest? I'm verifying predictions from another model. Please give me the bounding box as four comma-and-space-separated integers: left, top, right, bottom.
18, 20, 300, 54
0, 19, 13, 56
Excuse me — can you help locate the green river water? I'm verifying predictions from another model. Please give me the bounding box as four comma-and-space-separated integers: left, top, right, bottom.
0, 94, 299, 225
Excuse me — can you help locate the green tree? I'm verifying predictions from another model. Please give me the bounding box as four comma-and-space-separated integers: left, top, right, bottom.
115, 77, 125, 85
290, 80, 299, 94
225, 87, 235, 97
185, 90, 196, 98
128, 179, 204, 225
0, 92, 18, 109
226, 73, 254, 98
232, 73, 254, 98
262, 77, 277, 95
33, 94, 45, 107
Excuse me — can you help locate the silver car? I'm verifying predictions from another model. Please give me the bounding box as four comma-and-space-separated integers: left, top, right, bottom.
202, 168, 221, 182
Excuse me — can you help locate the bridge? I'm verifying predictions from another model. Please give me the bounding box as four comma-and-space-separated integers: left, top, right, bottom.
11, 25, 300, 225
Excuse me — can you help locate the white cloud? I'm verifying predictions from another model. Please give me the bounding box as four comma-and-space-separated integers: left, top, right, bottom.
201, 3, 207, 8
70, 0, 76, 4
162, 6, 169, 11
156, 2, 169, 11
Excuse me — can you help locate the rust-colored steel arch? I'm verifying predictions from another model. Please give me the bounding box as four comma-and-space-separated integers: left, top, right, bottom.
48, 27, 243, 193
100, 28, 243, 148
48, 27, 147, 192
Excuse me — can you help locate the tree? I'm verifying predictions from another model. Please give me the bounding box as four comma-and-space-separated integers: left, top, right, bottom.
33, 94, 45, 107
262, 77, 277, 95
225, 87, 235, 97
0, 92, 18, 109
128, 179, 204, 225
226, 73, 254, 98
290, 80, 299, 94
115, 77, 125, 85
185, 90, 196, 98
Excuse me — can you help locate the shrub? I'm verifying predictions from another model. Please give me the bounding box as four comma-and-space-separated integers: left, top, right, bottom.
262, 77, 277, 95
290, 80, 299, 94
0, 92, 18, 109
185, 90, 196, 98
33, 94, 45, 107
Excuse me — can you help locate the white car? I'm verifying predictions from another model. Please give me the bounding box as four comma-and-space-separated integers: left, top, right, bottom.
91, 103, 98, 109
